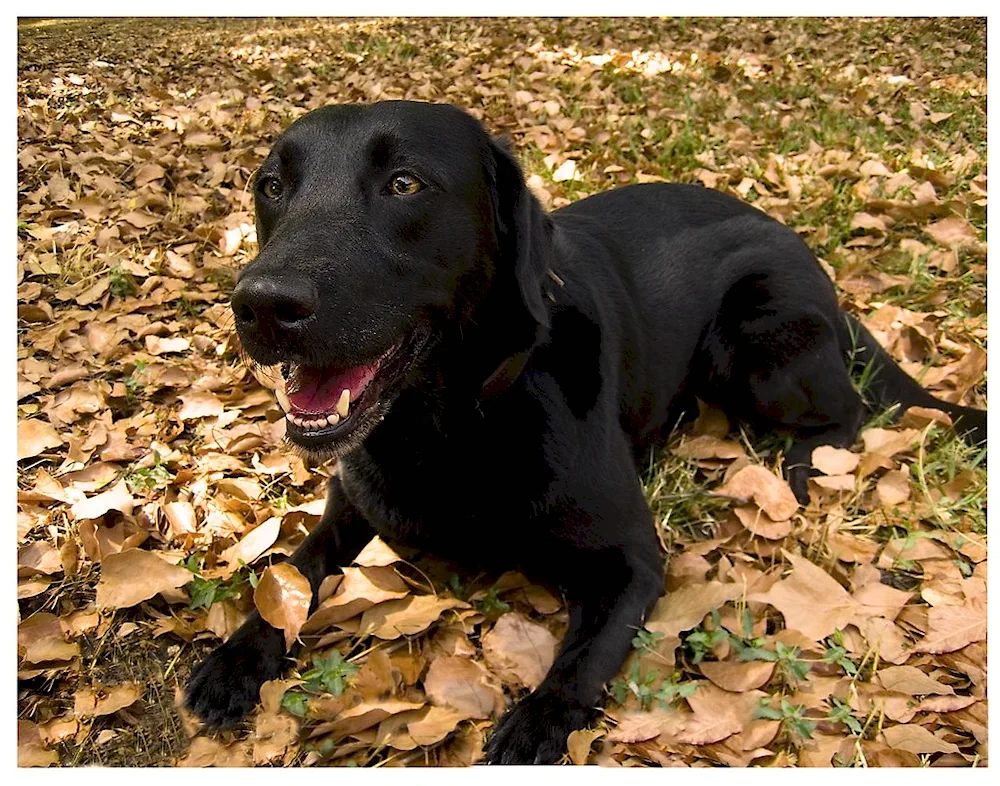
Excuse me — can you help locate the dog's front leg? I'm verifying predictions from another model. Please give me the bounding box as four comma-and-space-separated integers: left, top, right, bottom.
184, 475, 375, 728
484, 508, 663, 764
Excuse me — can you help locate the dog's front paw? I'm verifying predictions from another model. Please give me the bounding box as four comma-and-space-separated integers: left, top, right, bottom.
184, 626, 286, 729
483, 691, 594, 765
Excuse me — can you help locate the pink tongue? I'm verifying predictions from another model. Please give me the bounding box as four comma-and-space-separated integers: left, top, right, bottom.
287, 363, 380, 414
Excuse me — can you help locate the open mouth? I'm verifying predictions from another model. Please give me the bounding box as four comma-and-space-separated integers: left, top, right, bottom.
271, 331, 426, 451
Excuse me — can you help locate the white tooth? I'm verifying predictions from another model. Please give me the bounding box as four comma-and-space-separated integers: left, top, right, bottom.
275, 385, 291, 412
336, 389, 350, 418
327, 412, 341, 427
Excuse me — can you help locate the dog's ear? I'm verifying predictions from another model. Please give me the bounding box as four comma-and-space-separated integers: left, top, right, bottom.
489, 136, 552, 329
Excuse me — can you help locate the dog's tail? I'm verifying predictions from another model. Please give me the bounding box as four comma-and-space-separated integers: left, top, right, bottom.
837, 313, 986, 445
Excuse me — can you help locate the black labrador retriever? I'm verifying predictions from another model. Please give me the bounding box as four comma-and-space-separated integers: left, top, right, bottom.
185, 100, 986, 764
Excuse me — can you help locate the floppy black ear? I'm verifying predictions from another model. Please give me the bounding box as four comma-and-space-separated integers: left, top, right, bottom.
489, 136, 553, 329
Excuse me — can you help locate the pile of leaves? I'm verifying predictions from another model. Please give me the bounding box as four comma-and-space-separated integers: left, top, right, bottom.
17, 18, 985, 767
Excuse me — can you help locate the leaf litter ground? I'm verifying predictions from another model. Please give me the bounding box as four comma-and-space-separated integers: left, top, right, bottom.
17, 18, 986, 767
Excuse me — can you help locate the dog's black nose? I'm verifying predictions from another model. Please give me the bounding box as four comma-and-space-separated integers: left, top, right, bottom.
231, 273, 318, 333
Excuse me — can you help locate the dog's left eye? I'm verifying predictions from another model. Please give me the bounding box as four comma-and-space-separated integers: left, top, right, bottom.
258, 176, 284, 200
389, 173, 424, 196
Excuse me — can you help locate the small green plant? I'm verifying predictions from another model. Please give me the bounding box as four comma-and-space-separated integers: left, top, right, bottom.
653, 676, 698, 707
822, 638, 858, 677
181, 555, 255, 610
611, 661, 660, 708
631, 627, 665, 655
611, 662, 698, 710
827, 696, 863, 735
125, 450, 172, 492
124, 360, 147, 402
754, 698, 816, 739
108, 265, 137, 299
473, 586, 511, 614
683, 610, 729, 664
774, 641, 812, 683
300, 649, 360, 696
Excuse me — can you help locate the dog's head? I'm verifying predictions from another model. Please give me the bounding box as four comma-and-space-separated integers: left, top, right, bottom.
232, 101, 551, 457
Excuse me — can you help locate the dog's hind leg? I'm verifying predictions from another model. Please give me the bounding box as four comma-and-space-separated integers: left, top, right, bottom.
185, 475, 375, 728
706, 308, 868, 503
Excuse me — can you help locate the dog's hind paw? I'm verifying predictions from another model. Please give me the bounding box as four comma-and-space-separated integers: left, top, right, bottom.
483, 691, 593, 765
184, 626, 286, 729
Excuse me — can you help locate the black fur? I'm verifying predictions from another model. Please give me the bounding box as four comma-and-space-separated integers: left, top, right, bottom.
186, 101, 986, 764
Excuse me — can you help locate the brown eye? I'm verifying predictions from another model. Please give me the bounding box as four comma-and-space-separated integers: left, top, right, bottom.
260, 177, 283, 199
389, 173, 423, 195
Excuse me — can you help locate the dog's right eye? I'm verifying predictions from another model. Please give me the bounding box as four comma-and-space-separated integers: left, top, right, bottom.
259, 177, 284, 200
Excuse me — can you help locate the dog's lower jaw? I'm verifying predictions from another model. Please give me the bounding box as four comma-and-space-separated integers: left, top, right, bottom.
281, 398, 392, 462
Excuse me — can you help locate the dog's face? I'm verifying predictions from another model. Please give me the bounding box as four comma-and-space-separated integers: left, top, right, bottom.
232, 101, 545, 458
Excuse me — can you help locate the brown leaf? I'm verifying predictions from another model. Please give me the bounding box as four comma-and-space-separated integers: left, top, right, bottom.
253, 710, 299, 766
423, 656, 503, 719
178, 390, 225, 420
359, 594, 469, 640
18, 720, 58, 767
923, 216, 981, 251
480, 612, 558, 690
70, 479, 135, 521
677, 683, 748, 745
353, 535, 404, 567
914, 593, 985, 653
700, 659, 775, 692
18, 612, 80, 663
881, 723, 959, 754
74, 682, 142, 718
304, 566, 409, 632
876, 469, 911, 507
322, 699, 425, 739
17, 418, 64, 460
861, 427, 920, 457
254, 562, 312, 649
567, 728, 604, 765
732, 505, 792, 539
18, 541, 63, 577
672, 435, 745, 461
645, 581, 740, 639
877, 665, 955, 696
748, 551, 859, 641
219, 517, 281, 570
178, 736, 251, 767
811, 445, 860, 475
375, 705, 467, 751
715, 465, 799, 520
96, 549, 193, 609
852, 581, 912, 621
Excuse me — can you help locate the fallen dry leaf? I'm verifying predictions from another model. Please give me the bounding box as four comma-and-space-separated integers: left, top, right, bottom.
914, 593, 986, 653
95, 549, 193, 609
70, 478, 135, 521
700, 659, 775, 692
811, 445, 860, 475
480, 612, 558, 691
254, 562, 312, 649
424, 655, 504, 720
748, 550, 859, 641
74, 682, 142, 718
715, 465, 799, 520
17, 418, 64, 460
359, 595, 469, 640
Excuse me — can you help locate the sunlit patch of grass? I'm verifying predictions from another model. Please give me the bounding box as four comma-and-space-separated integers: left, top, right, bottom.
911, 427, 987, 535
641, 436, 733, 546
